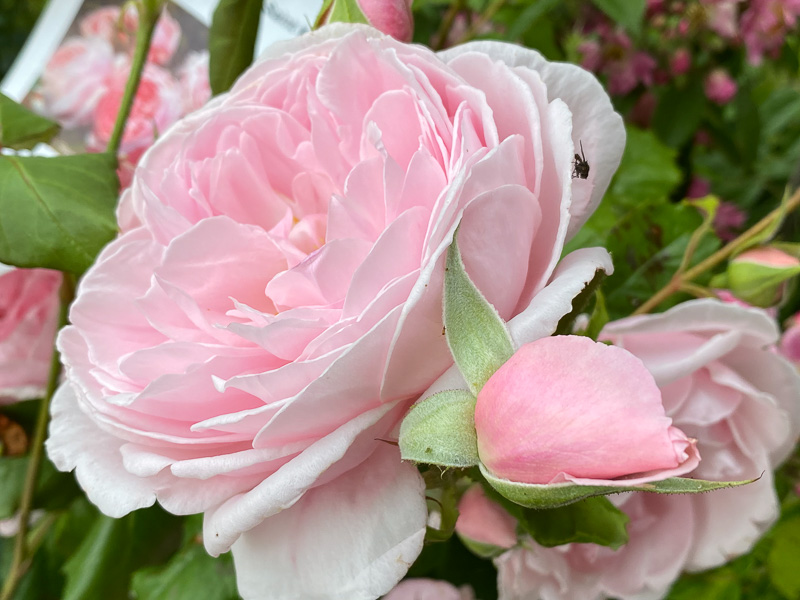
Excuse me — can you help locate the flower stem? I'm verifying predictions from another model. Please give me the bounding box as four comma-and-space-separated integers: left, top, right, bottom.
633, 187, 800, 315
0, 276, 74, 600
105, 0, 161, 157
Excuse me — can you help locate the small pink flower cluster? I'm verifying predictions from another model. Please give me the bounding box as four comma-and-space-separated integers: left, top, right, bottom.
578, 0, 800, 104
32, 5, 211, 186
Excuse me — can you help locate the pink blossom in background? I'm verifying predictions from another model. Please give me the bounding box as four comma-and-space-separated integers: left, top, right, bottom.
741, 0, 800, 64
88, 60, 182, 156
35, 36, 114, 128
705, 68, 738, 104
491, 300, 800, 600
383, 579, 475, 600
474, 335, 699, 486
713, 200, 747, 241
455, 485, 517, 550
578, 28, 657, 95
46, 24, 625, 600
0, 268, 61, 403
702, 0, 743, 38
670, 47, 691, 75
178, 51, 212, 114
780, 315, 800, 364
686, 175, 711, 198
80, 5, 182, 65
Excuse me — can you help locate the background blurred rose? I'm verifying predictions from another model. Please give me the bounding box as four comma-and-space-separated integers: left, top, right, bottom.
0, 268, 61, 403
35, 36, 114, 128
47, 23, 624, 600
384, 578, 475, 599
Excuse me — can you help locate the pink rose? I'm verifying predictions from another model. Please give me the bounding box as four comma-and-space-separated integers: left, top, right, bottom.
384, 579, 475, 600
47, 24, 624, 599
0, 268, 61, 403
475, 335, 698, 485
88, 58, 183, 158
122, 5, 182, 65
80, 5, 181, 65
178, 51, 211, 114
492, 300, 800, 599
35, 36, 114, 128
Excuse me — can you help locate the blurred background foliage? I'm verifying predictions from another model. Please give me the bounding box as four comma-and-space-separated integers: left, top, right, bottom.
2, 1, 800, 598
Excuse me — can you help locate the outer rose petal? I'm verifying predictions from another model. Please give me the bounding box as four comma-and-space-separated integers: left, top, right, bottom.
46, 383, 157, 517
230, 444, 426, 600
440, 42, 626, 238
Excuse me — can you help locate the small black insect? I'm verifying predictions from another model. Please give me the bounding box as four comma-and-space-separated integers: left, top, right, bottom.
572, 140, 590, 179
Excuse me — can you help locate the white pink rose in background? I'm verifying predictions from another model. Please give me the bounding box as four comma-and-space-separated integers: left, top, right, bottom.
456, 300, 800, 600
781, 313, 800, 365
46, 23, 624, 600
383, 579, 475, 600
32, 5, 210, 186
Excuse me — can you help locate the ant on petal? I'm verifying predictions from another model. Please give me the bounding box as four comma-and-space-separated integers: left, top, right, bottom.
572, 140, 590, 179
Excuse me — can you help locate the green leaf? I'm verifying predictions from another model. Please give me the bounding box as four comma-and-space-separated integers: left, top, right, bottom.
444, 227, 514, 395
589, 0, 646, 33
652, 78, 707, 148
0, 93, 59, 150
62, 507, 181, 600
0, 455, 80, 519
480, 463, 756, 510
0, 153, 118, 273
554, 269, 606, 335
667, 571, 742, 600
518, 496, 629, 550
768, 516, 800, 599
209, 0, 263, 95
327, 0, 369, 24
131, 545, 237, 600
399, 389, 479, 468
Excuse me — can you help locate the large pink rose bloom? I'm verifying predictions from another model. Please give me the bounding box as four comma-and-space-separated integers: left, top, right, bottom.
492, 299, 800, 600
47, 24, 624, 600
0, 267, 61, 403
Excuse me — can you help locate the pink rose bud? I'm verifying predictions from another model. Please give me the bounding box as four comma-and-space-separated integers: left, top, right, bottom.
474, 335, 697, 485
320, 0, 414, 41
727, 246, 800, 307
705, 68, 737, 104
455, 485, 517, 551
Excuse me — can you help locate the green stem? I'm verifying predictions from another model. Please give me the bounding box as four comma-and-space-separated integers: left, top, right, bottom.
0, 276, 74, 600
105, 1, 161, 157
678, 281, 716, 299
633, 187, 800, 315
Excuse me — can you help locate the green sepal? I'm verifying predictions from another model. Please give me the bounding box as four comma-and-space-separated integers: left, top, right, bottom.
324, 0, 369, 25
399, 389, 479, 468
727, 258, 800, 308
0, 93, 60, 150
481, 463, 756, 510
444, 226, 514, 395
